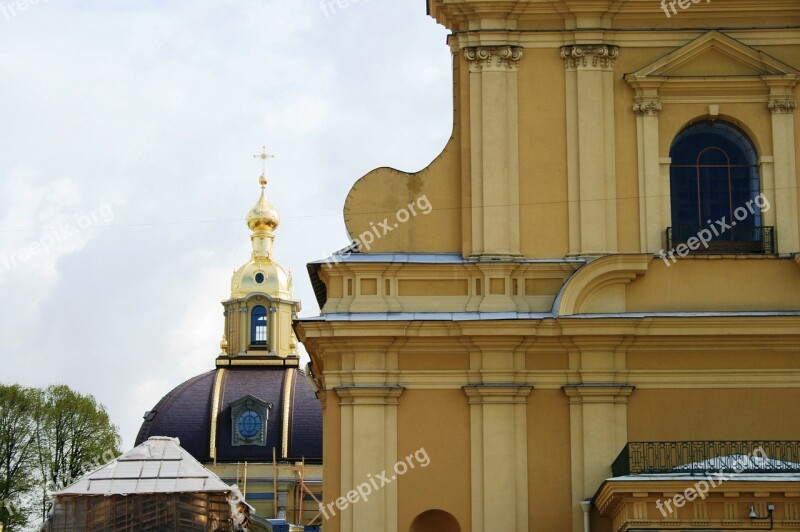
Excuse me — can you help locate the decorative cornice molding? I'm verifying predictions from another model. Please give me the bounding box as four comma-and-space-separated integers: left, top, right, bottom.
561, 44, 619, 70
633, 99, 662, 117
464, 46, 523, 72
768, 98, 797, 114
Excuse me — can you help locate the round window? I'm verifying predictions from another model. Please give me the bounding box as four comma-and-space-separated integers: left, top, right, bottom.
255, 272, 265, 283
238, 410, 262, 438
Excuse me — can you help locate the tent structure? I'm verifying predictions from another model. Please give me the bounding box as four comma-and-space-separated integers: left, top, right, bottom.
44, 436, 250, 531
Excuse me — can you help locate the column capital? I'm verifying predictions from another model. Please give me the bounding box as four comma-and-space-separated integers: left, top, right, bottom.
561, 44, 619, 70
633, 99, 662, 117
463, 383, 533, 404
335, 385, 404, 405
562, 383, 634, 404
464, 45, 523, 72
768, 98, 797, 114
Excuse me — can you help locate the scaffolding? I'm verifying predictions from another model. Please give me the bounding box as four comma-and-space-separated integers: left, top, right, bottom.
273, 453, 323, 527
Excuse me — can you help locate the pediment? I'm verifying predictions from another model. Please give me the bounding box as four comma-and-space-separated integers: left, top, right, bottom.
626, 31, 799, 82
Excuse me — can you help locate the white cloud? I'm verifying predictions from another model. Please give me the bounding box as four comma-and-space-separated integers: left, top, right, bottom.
0, 0, 451, 450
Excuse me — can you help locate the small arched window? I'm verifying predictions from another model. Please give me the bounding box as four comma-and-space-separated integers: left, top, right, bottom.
669, 120, 772, 253
250, 306, 268, 346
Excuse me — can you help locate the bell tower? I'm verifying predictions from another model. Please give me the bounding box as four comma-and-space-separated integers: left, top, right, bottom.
216, 148, 300, 367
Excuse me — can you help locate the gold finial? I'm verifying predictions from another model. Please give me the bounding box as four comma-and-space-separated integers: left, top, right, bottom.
254, 146, 274, 182
246, 146, 280, 234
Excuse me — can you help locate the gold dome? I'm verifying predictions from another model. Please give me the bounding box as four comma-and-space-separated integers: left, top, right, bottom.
230, 259, 291, 299
247, 174, 280, 231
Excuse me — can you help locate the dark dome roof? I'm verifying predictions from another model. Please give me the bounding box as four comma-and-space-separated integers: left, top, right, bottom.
135, 366, 321, 462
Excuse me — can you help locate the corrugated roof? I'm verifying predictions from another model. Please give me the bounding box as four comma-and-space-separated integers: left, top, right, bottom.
54, 436, 232, 496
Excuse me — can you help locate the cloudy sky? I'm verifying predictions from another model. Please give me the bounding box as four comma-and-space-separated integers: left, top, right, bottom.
0, 0, 452, 450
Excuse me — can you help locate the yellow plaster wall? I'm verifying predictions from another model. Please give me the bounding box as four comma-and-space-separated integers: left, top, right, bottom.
397, 390, 471, 531
517, 48, 569, 258
626, 258, 800, 312
628, 350, 800, 371
628, 388, 800, 441
527, 389, 573, 530
398, 351, 469, 371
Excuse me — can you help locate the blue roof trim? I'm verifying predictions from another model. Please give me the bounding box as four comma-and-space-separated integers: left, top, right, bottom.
310, 252, 587, 265
298, 310, 800, 322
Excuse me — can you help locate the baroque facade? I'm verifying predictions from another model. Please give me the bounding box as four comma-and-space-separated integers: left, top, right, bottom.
297, 1, 800, 531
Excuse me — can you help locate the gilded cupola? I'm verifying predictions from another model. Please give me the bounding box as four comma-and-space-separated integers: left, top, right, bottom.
217, 149, 300, 365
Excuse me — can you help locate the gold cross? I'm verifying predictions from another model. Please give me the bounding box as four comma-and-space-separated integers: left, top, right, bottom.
253, 146, 275, 175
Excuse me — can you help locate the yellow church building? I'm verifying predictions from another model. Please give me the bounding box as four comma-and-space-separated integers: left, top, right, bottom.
296, 1, 800, 531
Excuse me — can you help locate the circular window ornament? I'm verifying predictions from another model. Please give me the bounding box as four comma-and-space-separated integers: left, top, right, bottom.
255, 272, 265, 284
238, 410, 262, 439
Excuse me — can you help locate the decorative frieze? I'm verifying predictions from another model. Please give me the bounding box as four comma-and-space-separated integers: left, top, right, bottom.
633, 99, 662, 116
768, 98, 797, 114
561, 44, 619, 69
463, 45, 523, 71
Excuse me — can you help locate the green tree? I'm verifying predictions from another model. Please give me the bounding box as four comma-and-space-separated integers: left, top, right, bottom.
34, 384, 122, 522
0, 384, 39, 531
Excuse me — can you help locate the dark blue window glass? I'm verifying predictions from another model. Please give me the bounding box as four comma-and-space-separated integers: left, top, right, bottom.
251, 305, 267, 345
238, 410, 261, 438
670, 121, 760, 233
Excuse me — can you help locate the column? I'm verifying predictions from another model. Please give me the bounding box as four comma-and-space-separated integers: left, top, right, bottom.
561, 45, 620, 256
768, 96, 799, 253
463, 384, 533, 532
464, 45, 523, 258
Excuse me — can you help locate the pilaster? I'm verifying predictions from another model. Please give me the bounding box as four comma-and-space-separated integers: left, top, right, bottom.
563, 383, 634, 532
463, 45, 523, 258
561, 44, 620, 256
238, 304, 248, 356
463, 384, 533, 532
633, 95, 664, 253
768, 95, 799, 253
335, 386, 404, 532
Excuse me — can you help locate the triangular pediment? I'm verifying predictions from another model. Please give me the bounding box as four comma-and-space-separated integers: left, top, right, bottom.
627, 31, 799, 80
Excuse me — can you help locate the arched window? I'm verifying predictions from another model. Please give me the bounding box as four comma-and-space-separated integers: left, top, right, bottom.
410, 510, 460, 532
668, 120, 773, 253
250, 305, 268, 346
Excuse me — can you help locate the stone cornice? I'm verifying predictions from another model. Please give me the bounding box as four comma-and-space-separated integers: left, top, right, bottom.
561, 44, 618, 70
298, 316, 800, 344
595, 478, 800, 518
464, 45, 523, 71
